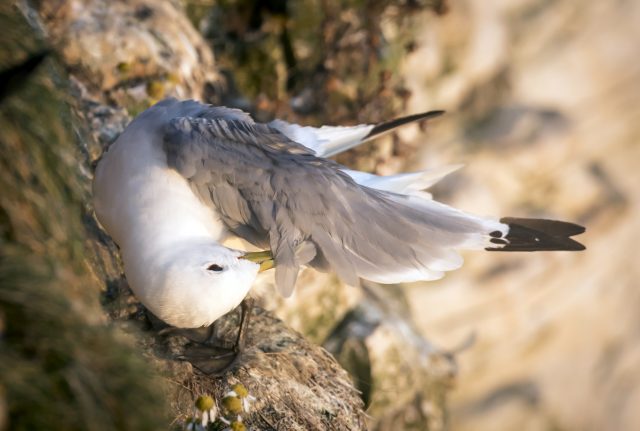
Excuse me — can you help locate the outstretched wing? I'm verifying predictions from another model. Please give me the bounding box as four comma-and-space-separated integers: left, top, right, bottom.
269, 110, 445, 157
162, 106, 504, 296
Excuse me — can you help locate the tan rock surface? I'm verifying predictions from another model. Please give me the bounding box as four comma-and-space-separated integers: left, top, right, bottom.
35, 0, 219, 105
399, 1, 640, 430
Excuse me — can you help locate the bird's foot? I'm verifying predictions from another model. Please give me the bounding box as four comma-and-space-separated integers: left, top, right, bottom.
158, 298, 255, 375
178, 343, 243, 376
158, 325, 243, 375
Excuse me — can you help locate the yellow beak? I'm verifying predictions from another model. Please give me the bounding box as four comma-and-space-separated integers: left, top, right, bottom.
240, 250, 275, 273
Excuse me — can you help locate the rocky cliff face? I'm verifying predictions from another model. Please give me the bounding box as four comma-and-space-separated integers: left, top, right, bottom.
1, 1, 368, 429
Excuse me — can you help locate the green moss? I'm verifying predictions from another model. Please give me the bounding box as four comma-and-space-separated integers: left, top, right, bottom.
0, 4, 169, 429
146, 80, 165, 100
116, 61, 131, 74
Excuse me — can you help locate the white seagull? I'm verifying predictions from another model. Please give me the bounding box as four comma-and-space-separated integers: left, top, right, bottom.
93, 99, 585, 371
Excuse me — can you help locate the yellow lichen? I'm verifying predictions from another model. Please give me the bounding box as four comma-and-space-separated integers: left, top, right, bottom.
146, 80, 165, 99
167, 72, 180, 84
116, 61, 131, 73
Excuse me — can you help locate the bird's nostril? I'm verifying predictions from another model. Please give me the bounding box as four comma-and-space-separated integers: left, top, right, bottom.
207, 263, 224, 272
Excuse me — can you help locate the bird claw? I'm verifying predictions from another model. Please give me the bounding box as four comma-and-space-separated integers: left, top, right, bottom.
163, 298, 255, 375
178, 345, 243, 376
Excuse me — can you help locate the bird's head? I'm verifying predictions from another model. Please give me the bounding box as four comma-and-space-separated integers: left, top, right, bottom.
128, 241, 263, 328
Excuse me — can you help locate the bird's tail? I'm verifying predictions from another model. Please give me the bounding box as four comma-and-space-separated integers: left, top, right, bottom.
326, 191, 587, 287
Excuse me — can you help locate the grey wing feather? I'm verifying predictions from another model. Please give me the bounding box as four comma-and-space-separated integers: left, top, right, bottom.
162, 102, 503, 296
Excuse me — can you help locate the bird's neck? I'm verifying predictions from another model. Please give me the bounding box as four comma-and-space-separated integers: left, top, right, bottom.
96, 135, 227, 251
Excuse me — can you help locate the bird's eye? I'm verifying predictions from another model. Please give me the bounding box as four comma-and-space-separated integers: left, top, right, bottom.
206, 263, 224, 272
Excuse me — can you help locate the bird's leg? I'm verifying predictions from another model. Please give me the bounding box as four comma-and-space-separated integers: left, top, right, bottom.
191, 297, 254, 350
198, 319, 233, 350
232, 297, 255, 352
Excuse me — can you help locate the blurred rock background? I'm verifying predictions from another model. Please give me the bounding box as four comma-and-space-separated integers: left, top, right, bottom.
399, 1, 640, 430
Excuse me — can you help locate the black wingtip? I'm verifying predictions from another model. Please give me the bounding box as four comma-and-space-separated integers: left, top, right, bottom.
365, 110, 445, 140
486, 217, 586, 252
